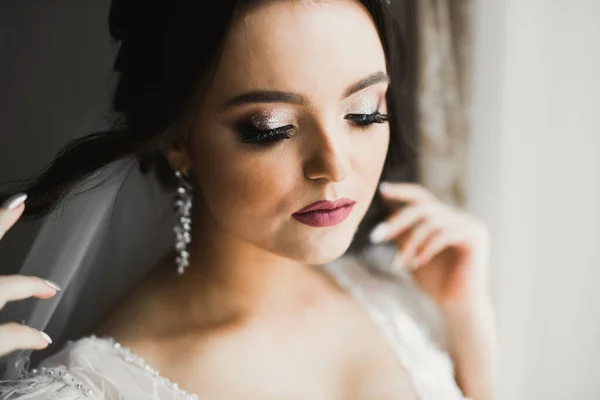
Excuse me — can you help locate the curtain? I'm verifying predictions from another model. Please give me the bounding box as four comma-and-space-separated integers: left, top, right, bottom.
416, 0, 475, 206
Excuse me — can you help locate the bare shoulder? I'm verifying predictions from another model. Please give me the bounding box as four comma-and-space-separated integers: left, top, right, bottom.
93, 260, 178, 341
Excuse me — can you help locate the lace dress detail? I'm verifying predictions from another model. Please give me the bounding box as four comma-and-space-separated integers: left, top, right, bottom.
90, 336, 198, 399
0, 337, 200, 400
0, 365, 96, 400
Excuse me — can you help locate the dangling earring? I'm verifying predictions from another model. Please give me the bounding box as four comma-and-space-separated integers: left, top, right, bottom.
174, 170, 192, 275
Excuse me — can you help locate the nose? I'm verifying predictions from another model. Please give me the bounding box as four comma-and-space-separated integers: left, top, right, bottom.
302, 130, 351, 183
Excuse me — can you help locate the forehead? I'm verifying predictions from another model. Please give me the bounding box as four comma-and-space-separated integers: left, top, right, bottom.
210, 0, 387, 102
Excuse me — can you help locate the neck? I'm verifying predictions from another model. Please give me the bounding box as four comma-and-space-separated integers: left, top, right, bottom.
154, 202, 333, 329
97, 202, 341, 343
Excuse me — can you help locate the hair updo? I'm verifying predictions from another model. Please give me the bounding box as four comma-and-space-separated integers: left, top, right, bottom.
2, 0, 417, 242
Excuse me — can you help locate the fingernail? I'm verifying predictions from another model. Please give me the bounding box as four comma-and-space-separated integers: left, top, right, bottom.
379, 182, 393, 192
44, 280, 61, 292
369, 223, 389, 244
1, 193, 27, 210
40, 331, 52, 344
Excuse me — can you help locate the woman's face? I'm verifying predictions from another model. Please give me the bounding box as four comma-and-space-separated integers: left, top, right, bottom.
185, 0, 389, 264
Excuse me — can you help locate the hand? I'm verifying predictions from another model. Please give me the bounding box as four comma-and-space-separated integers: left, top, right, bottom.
0, 193, 60, 357
369, 183, 490, 306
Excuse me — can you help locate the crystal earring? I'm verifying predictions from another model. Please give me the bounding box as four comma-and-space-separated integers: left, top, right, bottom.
174, 170, 192, 275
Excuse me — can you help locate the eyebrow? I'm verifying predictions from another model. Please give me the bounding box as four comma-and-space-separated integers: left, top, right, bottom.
341, 71, 390, 99
224, 71, 390, 108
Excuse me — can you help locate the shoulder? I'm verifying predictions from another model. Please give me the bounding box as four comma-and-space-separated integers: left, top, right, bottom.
327, 244, 447, 348
330, 246, 468, 398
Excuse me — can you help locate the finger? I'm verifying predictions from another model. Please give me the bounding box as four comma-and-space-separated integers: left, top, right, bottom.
0, 193, 27, 241
0, 275, 61, 310
378, 182, 437, 204
399, 214, 456, 266
413, 228, 468, 268
369, 202, 444, 244
0, 323, 52, 356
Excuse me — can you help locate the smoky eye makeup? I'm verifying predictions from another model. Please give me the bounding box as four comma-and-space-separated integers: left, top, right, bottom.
233, 110, 296, 145
344, 95, 389, 127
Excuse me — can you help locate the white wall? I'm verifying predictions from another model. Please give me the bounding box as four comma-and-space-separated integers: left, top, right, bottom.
469, 1, 600, 398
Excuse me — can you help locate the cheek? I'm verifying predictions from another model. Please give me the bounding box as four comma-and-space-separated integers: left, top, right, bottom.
190, 129, 298, 225
352, 126, 390, 185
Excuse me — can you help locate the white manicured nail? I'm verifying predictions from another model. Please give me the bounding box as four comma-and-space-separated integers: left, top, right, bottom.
378, 182, 392, 192
40, 331, 52, 344
1, 193, 27, 210
369, 223, 389, 244
44, 280, 61, 292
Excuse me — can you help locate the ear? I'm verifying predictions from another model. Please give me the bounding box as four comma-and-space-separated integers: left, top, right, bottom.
164, 138, 192, 174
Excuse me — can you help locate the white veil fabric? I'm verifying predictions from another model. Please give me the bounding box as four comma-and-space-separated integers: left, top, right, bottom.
0, 158, 176, 380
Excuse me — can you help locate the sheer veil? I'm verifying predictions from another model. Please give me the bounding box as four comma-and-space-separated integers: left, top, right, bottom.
0, 158, 177, 380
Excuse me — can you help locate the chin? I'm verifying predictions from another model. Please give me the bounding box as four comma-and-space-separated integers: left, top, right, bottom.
281, 230, 356, 265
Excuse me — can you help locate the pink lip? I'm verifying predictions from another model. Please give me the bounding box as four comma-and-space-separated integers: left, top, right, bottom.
292, 199, 356, 227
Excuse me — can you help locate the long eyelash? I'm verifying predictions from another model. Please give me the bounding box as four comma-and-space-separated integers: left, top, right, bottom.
236, 111, 386, 145
238, 125, 294, 145
345, 111, 389, 127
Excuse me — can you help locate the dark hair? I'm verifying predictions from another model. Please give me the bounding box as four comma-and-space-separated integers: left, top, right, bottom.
1, 0, 418, 246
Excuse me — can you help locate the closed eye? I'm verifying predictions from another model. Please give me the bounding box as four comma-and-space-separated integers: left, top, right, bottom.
236, 124, 295, 145
345, 111, 389, 127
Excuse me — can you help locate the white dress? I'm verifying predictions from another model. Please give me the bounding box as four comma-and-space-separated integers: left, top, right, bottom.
0, 245, 470, 400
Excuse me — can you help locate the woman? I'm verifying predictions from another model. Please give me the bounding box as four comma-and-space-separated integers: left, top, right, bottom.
0, 0, 495, 399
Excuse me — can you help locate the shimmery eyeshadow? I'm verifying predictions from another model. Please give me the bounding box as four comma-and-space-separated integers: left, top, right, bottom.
247, 109, 294, 130
347, 96, 380, 114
